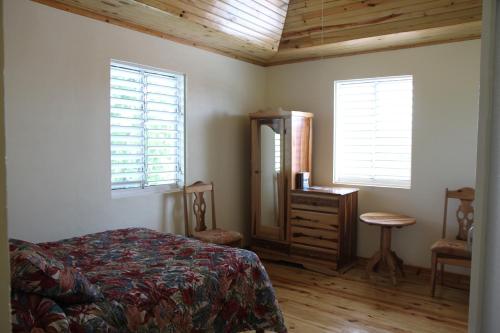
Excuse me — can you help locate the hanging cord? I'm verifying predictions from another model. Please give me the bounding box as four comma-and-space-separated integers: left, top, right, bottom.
321, 0, 324, 59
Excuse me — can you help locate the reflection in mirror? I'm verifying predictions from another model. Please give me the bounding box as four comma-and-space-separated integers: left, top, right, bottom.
260, 120, 282, 228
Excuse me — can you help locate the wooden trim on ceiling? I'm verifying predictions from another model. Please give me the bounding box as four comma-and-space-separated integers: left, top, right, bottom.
267, 21, 482, 66
264, 35, 481, 67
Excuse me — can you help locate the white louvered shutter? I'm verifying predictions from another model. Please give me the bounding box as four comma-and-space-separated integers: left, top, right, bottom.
110, 62, 185, 191
334, 76, 413, 188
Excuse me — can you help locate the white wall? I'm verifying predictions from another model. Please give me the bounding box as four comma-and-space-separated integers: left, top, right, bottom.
266, 41, 481, 268
4, 0, 266, 242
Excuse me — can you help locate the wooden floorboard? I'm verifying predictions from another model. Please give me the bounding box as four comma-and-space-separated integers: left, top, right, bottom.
262, 260, 469, 333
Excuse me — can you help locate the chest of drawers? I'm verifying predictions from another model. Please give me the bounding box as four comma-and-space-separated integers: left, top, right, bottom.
289, 187, 358, 273
251, 186, 358, 275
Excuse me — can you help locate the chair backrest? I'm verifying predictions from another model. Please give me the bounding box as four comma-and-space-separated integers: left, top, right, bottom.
442, 187, 475, 241
183, 181, 217, 237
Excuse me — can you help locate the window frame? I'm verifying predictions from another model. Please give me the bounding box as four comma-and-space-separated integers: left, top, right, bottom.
110, 60, 186, 198
333, 75, 413, 189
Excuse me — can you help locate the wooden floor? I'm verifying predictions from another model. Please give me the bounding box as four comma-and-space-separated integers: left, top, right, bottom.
262, 260, 469, 333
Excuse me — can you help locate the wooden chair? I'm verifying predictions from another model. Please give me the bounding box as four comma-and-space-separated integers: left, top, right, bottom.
183, 181, 243, 247
430, 187, 474, 296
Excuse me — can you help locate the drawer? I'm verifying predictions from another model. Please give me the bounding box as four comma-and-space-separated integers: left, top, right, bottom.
291, 226, 338, 250
291, 243, 338, 260
290, 210, 338, 231
291, 193, 339, 213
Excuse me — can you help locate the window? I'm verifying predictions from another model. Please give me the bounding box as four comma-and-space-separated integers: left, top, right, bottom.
334, 75, 413, 188
110, 61, 185, 192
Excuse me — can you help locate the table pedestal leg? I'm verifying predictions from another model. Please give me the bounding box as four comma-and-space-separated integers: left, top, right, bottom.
381, 227, 397, 285
365, 226, 405, 285
366, 251, 382, 281
392, 251, 405, 277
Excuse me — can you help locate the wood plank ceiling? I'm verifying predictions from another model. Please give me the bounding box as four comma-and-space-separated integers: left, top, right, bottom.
33, 0, 482, 66
274, 0, 482, 65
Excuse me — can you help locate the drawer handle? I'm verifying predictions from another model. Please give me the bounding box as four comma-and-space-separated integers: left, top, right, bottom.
294, 216, 306, 221
293, 216, 319, 223
293, 233, 329, 241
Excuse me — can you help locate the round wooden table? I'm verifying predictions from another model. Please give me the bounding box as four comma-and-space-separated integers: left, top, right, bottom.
360, 212, 416, 285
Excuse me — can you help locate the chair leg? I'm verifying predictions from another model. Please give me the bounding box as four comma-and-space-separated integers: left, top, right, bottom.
431, 252, 438, 297
440, 263, 445, 285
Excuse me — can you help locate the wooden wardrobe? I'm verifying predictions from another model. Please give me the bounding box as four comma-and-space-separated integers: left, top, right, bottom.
249, 109, 358, 275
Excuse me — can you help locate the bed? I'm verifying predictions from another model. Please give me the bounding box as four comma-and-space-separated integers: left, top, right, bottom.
9, 228, 287, 333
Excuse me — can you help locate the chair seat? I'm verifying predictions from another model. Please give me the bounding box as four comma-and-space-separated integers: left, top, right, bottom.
431, 239, 471, 258
193, 228, 242, 245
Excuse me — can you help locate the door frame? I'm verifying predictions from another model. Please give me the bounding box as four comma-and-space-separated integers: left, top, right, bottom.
0, 0, 10, 330
468, 0, 496, 331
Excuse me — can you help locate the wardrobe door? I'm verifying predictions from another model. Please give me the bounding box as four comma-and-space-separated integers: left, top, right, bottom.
251, 118, 286, 241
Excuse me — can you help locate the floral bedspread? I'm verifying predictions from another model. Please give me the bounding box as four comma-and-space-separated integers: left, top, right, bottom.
11, 228, 286, 333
